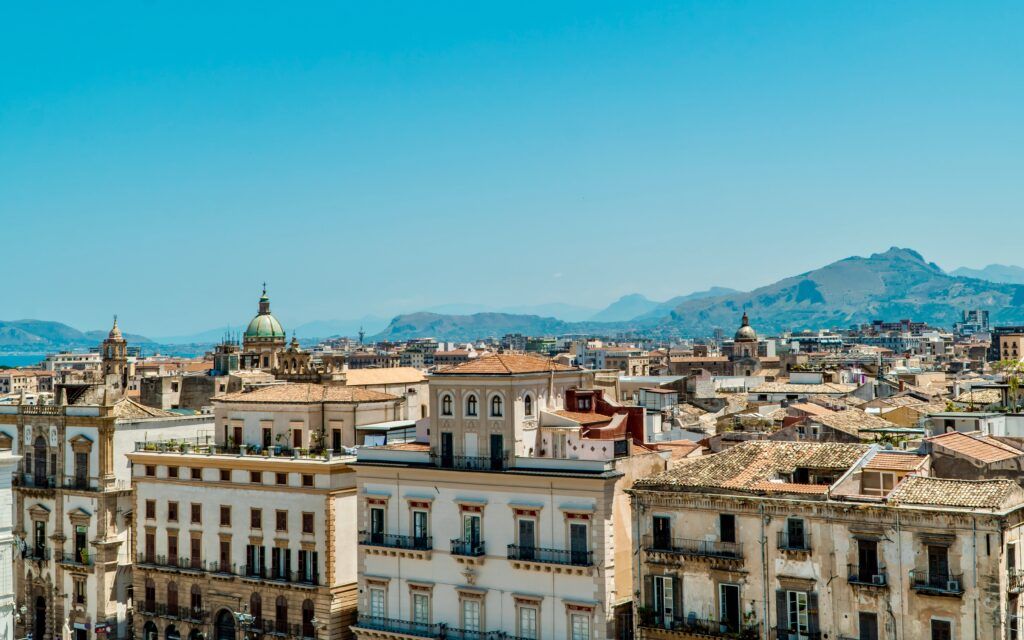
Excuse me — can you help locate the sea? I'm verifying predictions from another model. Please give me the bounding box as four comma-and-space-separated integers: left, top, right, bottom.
0, 354, 47, 368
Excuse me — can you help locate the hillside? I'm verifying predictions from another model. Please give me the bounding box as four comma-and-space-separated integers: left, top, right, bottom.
951, 264, 1024, 285
0, 320, 152, 350
371, 248, 1024, 339
657, 248, 1024, 335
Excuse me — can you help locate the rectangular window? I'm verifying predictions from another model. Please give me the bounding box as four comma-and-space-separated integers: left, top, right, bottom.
190, 467, 201, 480
145, 500, 156, 520
276, 473, 287, 485
168, 502, 179, 522
412, 510, 429, 543
220, 469, 231, 482
145, 465, 156, 477
220, 506, 231, 527
168, 466, 179, 479
276, 510, 287, 532
369, 507, 385, 543
787, 591, 809, 637
570, 614, 590, 640
251, 508, 262, 529
653, 575, 674, 620
461, 600, 481, 632
190, 536, 201, 567
518, 606, 538, 640
191, 503, 201, 524
219, 539, 231, 569
74, 578, 87, 605
302, 512, 314, 534
719, 514, 736, 544
859, 612, 879, 640
250, 470, 262, 484
413, 593, 430, 625
931, 620, 952, 640
302, 474, 314, 487
652, 515, 672, 550
168, 532, 178, 564
369, 588, 386, 618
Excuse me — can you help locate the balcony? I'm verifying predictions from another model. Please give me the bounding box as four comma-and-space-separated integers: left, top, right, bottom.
352, 615, 443, 639
62, 475, 101, 491
847, 565, 887, 588
777, 531, 811, 553
642, 535, 744, 565
59, 549, 94, 569
431, 453, 508, 472
637, 610, 758, 639
450, 539, 485, 565
136, 555, 318, 585
507, 544, 593, 576
22, 547, 50, 563
359, 532, 432, 560
1009, 570, 1024, 594
773, 628, 821, 640
17, 473, 56, 490
909, 569, 964, 596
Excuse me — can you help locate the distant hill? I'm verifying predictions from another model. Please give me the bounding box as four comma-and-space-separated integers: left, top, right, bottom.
425, 302, 596, 322
655, 247, 1024, 335
371, 312, 584, 342
0, 320, 153, 350
591, 288, 739, 323
951, 264, 1024, 285
590, 294, 661, 322
371, 248, 1024, 339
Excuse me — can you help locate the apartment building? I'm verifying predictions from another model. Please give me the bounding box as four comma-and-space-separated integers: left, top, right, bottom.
126, 381, 403, 640
0, 397, 210, 640
628, 440, 1024, 640
351, 354, 667, 640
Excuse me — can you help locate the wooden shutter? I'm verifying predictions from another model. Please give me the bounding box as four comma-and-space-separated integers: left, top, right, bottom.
775, 590, 787, 634
807, 592, 820, 635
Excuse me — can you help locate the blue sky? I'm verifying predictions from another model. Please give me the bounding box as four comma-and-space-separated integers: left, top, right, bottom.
2, 1, 1022, 336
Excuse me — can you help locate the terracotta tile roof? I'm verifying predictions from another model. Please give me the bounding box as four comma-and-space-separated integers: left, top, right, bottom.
748, 481, 830, 494
435, 353, 577, 375
954, 389, 1003, 404
864, 452, 928, 471
787, 403, 835, 417
112, 397, 178, 419
927, 431, 1023, 463
751, 382, 857, 394
635, 441, 869, 493
670, 356, 729, 363
552, 410, 613, 426
215, 383, 398, 404
806, 409, 895, 437
344, 367, 426, 386
887, 476, 1020, 509
656, 440, 702, 459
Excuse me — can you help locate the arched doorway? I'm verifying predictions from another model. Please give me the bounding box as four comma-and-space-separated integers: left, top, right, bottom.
142, 621, 158, 640
215, 610, 236, 640
187, 631, 203, 640
165, 624, 181, 640
33, 596, 46, 640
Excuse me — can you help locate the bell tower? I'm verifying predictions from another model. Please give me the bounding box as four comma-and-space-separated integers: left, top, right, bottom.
102, 315, 129, 393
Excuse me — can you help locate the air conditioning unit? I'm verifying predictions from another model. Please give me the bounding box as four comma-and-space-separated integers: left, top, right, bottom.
947, 580, 960, 592
872, 574, 885, 585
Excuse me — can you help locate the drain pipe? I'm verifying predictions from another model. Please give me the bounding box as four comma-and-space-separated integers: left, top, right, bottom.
972, 516, 979, 640
760, 502, 769, 638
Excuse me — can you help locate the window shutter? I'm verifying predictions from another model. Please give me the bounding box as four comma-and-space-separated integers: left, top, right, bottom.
775, 590, 787, 634
808, 592, 820, 634
671, 576, 682, 622
643, 575, 654, 618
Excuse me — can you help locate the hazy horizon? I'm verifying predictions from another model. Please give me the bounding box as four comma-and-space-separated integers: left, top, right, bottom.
3, 2, 1022, 335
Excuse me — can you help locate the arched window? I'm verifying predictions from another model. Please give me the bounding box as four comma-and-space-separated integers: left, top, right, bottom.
524, 394, 533, 417
251, 593, 263, 627
166, 582, 179, 617
190, 585, 202, 616
276, 596, 289, 634
441, 394, 453, 416
490, 395, 503, 417
466, 395, 478, 417
302, 600, 315, 638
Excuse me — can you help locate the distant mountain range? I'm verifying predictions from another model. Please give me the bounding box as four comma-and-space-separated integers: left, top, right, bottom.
10, 248, 1024, 350
950, 264, 1024, 285
373, 248, 1024, 340
0, 320, 153, 350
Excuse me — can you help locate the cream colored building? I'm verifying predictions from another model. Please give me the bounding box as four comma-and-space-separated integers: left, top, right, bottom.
629, 441, 1024, 640
1, 397, 210, 640
352, 354, 667, 640
125, 380, 410, 640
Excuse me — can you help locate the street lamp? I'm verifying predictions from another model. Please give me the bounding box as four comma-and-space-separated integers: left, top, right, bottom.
310, 617, 327, 640
233, 609, 256, 640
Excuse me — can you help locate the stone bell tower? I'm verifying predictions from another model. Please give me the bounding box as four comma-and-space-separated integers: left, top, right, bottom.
101, 316, 129, 394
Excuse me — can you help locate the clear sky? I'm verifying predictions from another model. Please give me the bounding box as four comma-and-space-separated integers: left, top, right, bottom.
2, 1, 1022, 336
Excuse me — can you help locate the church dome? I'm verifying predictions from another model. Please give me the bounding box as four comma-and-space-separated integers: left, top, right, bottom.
734, 312, 757, 342
244, 288, 286, 340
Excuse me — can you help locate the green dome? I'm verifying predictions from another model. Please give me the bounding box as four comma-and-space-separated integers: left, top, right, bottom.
244, 290, 286, 339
